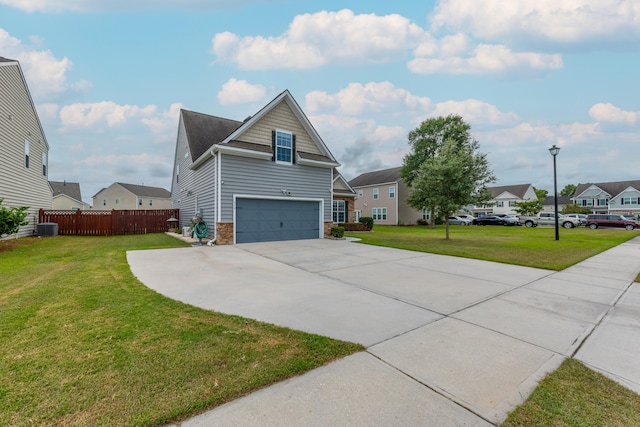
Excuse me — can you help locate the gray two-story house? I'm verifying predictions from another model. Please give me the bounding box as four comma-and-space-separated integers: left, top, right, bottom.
0, 57, 52, 238
171, 90, 340, 244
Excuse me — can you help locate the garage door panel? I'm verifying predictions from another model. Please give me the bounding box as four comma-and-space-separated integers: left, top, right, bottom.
236, 199, 320, 243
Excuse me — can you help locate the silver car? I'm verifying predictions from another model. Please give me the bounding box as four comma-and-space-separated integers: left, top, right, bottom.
448, 215, 473, 225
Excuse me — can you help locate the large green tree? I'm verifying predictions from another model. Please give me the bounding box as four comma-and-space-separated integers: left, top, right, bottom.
402, 116, 495, 239
560, 184, 577, 197
513, 200, 543, 216
534, 187, 548, 200
401, 115, 494, 229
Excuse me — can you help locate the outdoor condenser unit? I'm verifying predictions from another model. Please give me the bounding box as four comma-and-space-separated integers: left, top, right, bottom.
37, 222, 59, 237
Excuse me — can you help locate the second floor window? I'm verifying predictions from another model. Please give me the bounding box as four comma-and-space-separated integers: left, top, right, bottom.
373, 188, 379, 200
42, 152, 47, 176
24, 140, 30, 168
389, 186, 395, 199
275, 130, 293, 164
496, 201, 504, 207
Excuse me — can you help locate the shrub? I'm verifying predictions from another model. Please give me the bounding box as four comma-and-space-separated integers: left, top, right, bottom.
359, 216, 374, 230
330, 226, 345, 238
417, 219, 428, 226
340, 222, 365, 231
0, 198, 30, 237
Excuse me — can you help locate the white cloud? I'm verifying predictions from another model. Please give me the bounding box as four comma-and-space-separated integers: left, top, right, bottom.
430, 0, 640, 45
409, 43, 563, 76
212, 9, 424, 70
0, 28, 89, 100
589, 103, 640, 125
141, 102, 185, 143
480, 122, 601, 147
430, 99, 519, 125
305, 82, 432, 115
217, 79, 266, 105
59, 101, 157, 128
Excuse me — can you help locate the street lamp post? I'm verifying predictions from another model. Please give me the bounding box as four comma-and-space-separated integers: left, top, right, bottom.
549, 144, 561, 241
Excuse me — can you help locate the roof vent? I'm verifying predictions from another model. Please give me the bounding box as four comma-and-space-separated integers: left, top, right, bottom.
243, 115, 252, 123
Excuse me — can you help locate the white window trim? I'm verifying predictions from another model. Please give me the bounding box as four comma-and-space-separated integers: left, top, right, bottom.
275, 129, 293, 165
389, 186, 395, 199
373, 188, 379, 200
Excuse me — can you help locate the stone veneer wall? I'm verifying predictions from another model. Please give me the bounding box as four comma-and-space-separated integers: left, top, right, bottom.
216, 222, 234, 245
324, 221, 334, 238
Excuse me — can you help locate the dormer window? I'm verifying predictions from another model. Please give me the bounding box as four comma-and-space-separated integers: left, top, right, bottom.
274, 130, 293, 164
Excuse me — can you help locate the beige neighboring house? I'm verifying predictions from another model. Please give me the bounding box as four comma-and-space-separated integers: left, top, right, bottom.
50, 181, 90, 210
541, 196, 572, 212
332, 169, 356, 223
573, 180, 640, 217
92, 182, 171, 210
349, 167, 424, 225
473, 184, 537, 216
0, 57, 52, 238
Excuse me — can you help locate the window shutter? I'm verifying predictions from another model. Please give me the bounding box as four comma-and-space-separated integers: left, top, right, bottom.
345, 200, 349, 222
292, 134, 296, 164
271, 130, 276, 162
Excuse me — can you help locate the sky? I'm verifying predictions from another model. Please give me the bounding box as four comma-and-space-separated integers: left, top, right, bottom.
1, 0, 639, 205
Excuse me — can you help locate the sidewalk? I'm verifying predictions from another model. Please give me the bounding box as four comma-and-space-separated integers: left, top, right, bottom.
128, 236, 640, 426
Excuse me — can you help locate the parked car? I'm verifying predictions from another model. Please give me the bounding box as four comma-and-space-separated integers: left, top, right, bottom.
448, 215, 472, 225
563, 214, 587, 226
518, 212, 580, 228
494, 214, 520, 226
457, 214, 474, 221
473, 215, 509, 226
586, 214, 638, 230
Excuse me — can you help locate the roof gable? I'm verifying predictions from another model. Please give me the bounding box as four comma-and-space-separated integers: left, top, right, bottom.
333, 169, 356, 195
186, 90, 338, 168
50, 181, 82, 201
574, 180, 640, 199
488, 184, 533, 200
349, 167, 402, 188
116, 182, 171, 198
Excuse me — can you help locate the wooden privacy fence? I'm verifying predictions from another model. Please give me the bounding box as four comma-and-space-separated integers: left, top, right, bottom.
38, 209, 180, 236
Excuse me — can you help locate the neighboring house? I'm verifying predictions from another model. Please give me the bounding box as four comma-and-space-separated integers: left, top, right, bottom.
573, 180, 640, 216
50, 181, 90, 210
92, 182, 171, 210
541, 196, 572, 212
349, 167, 423, 225
0, 57, 52, 238
171, 90, 340, 244
473, 184, 537, 216
332, 169, 356, 223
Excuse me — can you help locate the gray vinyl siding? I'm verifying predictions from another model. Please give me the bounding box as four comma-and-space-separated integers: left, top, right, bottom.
171, 118, 217, 236
0, 62, 52, 239
219, 154, 332, 222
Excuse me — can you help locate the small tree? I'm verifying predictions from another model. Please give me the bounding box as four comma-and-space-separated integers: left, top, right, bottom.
0, 198, 30, 238
533, 187, 548, 200
513, 200, 543, 216
561, 203, 591, 214
560, 184, 577, 197
406, 136, 495, 240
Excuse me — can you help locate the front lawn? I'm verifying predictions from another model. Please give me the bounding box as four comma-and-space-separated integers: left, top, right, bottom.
346, 225, 638, 270
0, 235, 363, 426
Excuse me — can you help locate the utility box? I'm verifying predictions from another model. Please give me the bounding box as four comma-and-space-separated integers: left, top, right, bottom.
183, 226, 191, 237
37, 222, 59, 237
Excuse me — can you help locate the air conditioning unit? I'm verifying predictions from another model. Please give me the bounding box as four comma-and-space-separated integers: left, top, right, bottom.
37, 222, 59, 237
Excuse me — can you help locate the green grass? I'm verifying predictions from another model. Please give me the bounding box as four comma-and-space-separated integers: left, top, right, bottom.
0, 235, 363, 426
501, 359, 640, 427
346, 225, 638, 270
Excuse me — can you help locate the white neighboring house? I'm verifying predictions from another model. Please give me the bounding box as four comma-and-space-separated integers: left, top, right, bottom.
473, 184, 537, 216
50, 181, 91, 210
92, 183, 171, 210
573, 180, 640, 217
0, 57, 52, 238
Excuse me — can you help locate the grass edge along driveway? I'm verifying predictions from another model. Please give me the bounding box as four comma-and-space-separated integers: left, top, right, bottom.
347, 225, 640, 426
0, 235, 363, 426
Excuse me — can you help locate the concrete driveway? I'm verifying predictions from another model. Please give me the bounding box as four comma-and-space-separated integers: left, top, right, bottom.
127, 237, 640, 426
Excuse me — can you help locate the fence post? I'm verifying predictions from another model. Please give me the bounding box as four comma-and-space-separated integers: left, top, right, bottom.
76, 209, 81, 236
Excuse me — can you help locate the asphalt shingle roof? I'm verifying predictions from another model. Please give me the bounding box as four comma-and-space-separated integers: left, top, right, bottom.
574, 180, 640, 198
348, 167, 402, 188
488, 184, 532, 199
117, 183, 171, 198
181, 109, 243, 161
50, 181, 82, 201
